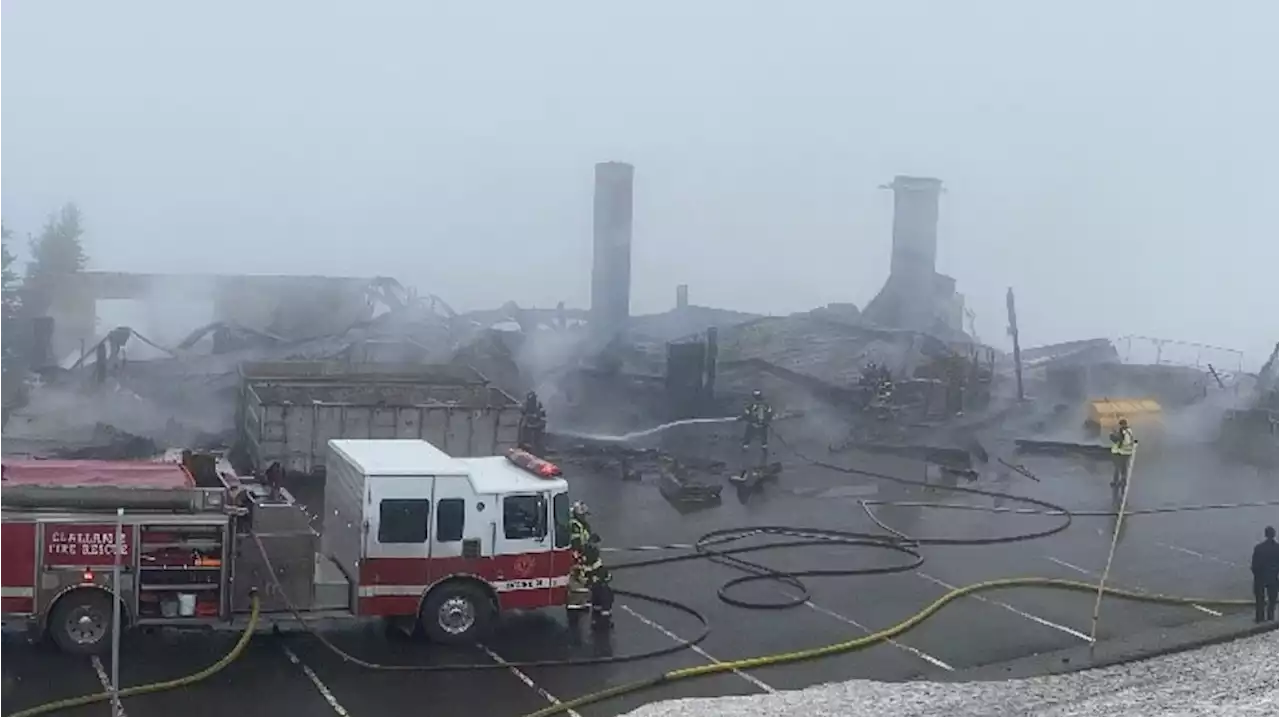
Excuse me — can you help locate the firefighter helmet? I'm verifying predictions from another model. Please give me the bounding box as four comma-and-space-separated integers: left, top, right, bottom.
751, 389, 763, 400
571, 500, 590, 517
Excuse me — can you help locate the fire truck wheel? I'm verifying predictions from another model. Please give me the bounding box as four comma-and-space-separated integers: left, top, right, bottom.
420, 582, 493, 645
48, 589, 116, 655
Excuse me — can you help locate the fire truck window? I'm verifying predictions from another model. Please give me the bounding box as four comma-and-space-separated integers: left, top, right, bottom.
503, 494, 547, 540
553, 493, 570, 549
436, 498, 466, 542
378, 499, 430, 544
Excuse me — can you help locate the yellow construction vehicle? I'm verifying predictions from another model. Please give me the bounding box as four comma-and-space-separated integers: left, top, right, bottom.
1084, 398, 1163, 436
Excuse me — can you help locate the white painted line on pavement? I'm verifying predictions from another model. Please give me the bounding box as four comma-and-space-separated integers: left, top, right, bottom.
1090, 529, 1244, 569
1044, 557, 1223, 617
478, 644, 584, 717
1152, 541, 1245, 569
602, 532, 765, 555
916, 572, 1095, 643
797, 597, 954, 671
1043, 556, 1091, 575
280, 644, 352, 717
603, 544, 696, 553
619, 604, 776, 693
89, 656, 127, 717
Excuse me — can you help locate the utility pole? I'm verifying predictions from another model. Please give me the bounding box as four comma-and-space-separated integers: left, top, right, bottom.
1006, 287, 1024, 401
111, 507, 124, 716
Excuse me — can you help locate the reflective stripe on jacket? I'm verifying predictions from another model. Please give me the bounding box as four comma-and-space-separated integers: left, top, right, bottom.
570, 517, 591, 546
1111, 428, 1136, 456
582, 558, 612, 585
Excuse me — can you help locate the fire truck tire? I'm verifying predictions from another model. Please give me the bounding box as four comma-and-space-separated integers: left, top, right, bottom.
420, 581, 494, 645
47, 589, 118, 656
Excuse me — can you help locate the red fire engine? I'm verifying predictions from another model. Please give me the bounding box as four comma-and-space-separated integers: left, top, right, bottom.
0, 439, 575, 654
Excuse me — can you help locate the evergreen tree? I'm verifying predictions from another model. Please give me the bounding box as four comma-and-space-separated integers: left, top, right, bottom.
2, 223, 20, 321
23, 203, 87, 316
2, 222, 27, 414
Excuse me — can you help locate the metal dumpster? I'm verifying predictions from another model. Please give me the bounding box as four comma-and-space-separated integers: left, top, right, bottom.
237, 361, 522, 475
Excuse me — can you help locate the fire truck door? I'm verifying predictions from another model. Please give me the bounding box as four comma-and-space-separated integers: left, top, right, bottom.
550, 490, 573, 593
495, 491, 554, 607
426, 479, 488, 587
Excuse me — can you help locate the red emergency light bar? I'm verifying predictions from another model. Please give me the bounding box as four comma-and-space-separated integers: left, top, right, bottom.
506, 449, 562, 478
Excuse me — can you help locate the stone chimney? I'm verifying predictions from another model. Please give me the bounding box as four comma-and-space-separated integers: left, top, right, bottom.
590, 162, 635, 340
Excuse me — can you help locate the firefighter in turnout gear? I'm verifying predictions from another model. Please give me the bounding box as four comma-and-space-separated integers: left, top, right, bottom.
565, 501, 596, 624
518, 391, 548, 456
739, 390, 774, 458
569, 501, 595, 552
1108, 418, 1137, 488
579, 542, 615, 630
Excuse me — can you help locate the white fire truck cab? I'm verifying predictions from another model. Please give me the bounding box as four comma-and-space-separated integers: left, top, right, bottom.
0, 439, 575, 654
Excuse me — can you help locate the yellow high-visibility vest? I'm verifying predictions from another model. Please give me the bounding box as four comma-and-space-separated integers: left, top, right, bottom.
1111, 428, 1136, 456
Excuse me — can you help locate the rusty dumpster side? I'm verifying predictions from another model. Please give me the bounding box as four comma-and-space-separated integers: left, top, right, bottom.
237, 361, 522, 475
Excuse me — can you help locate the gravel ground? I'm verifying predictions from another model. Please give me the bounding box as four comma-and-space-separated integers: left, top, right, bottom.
623, 633, 1279, 717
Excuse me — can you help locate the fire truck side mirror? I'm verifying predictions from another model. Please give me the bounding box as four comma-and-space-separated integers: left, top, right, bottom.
461, 538, 481, 559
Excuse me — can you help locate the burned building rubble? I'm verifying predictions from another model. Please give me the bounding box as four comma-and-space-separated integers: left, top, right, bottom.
6, 162, 1265, 479
0, 170, 991, 463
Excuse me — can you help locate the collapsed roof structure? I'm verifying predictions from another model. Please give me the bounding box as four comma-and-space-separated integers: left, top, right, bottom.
0, 163, 988, 453
3, 162, 1268, 468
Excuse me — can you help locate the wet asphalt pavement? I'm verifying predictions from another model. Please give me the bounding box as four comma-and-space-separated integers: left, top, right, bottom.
4, 430, 1276, 717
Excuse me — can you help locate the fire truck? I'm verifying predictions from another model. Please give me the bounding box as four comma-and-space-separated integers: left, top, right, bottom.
0, 439, 575, 654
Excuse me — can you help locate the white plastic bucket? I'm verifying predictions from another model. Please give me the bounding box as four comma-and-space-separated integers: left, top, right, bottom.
177, 593, 197, 617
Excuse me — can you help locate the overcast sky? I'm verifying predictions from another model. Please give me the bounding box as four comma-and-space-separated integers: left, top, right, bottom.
3, 1, 1276, 365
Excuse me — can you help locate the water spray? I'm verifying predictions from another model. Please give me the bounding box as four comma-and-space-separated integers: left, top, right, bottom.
554, 416, 738, 443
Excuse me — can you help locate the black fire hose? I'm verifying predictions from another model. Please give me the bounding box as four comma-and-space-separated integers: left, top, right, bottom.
603, 425, 1074, 609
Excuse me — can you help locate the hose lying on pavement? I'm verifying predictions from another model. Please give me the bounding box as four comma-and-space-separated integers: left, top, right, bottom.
9, 425, 1266, 717
5, 593, 261, 717
511, 428, 1263, 717
515, 578, 1260, 717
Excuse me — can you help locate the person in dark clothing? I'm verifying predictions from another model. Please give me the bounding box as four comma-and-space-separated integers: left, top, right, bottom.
518, 391, 547, 455
739, 390, 774, 456
1251, 526, 1278, 623
107, 326, 132, 361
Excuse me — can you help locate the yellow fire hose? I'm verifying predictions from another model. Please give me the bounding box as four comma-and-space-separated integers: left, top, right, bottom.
516, 577, 1259, 717
4, 577, 1260, 717
6, 593, 261, 717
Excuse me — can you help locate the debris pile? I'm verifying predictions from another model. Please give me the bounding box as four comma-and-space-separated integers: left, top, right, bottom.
3, 164, 1268, 478
1217, 342, 1279, 466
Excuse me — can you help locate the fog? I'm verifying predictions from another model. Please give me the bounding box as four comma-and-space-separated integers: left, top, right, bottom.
3, 1, 1276, 363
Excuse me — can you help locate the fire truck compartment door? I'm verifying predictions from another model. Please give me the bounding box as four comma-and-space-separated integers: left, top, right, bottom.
364, 476, 437, 592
